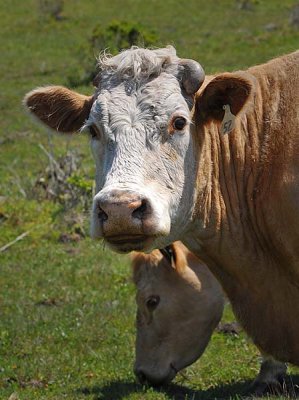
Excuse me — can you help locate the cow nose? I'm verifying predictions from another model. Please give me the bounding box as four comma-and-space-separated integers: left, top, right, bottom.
134, 368, 147, 385
95, 190, 152, 237
134, 367, 167, 387
97, 191, 149, 222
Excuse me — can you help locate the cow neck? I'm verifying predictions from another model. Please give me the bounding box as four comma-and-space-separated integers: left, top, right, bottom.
185, 53, 299, 364
189, 56, 296, 274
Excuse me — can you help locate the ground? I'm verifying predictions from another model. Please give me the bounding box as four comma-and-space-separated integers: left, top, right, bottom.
0, 0, 298, 399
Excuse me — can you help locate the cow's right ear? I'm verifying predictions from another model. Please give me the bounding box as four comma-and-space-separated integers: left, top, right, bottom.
23, 86, 94, 133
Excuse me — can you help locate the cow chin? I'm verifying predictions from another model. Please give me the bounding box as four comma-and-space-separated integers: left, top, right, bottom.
104, 234, 156, 253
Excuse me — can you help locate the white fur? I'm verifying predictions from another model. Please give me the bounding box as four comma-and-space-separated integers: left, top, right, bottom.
85, 47, 198, 250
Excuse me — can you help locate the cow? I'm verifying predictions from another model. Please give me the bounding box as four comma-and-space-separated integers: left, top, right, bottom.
132, 241, 287, 394
24, 46, 299, 365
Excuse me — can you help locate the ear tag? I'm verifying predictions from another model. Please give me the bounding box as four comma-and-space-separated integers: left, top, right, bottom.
220, 104, 236, 135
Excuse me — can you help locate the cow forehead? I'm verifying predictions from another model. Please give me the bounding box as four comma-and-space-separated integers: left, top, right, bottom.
137, 264, 190, 295
88, 73, 189, 132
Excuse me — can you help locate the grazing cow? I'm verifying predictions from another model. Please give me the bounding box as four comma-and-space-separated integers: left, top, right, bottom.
24, 46, 299, 364
132, 241, 223, 386
132, 241, 287, 393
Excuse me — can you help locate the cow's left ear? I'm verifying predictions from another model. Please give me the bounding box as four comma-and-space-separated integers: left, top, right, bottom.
23, 86, 94, 133
195, 72, 253, 124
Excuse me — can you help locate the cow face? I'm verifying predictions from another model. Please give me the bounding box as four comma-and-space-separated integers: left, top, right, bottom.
24, 47, 204, 252
88, 67, 204, 252
25, 46, 252, 253
132, 242, 224, 386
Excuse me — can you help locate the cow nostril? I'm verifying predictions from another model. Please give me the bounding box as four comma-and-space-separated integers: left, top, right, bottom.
132, 199, 148, 220
97, 206, 108, 222
135, 369, 147, 384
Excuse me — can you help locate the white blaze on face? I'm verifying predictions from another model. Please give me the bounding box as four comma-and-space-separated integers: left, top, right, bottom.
84, 65, 198, 251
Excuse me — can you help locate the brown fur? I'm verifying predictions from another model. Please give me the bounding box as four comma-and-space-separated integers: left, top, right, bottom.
133, 242, 224, 385
24, 86, 93, 133
132, 243, 188, 284
188, 51, 299, 364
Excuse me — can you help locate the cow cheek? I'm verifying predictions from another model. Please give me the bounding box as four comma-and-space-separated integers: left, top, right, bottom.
91, 139, 107, 191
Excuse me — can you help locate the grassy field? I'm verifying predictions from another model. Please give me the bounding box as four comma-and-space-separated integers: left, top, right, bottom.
0, 0, 298, 399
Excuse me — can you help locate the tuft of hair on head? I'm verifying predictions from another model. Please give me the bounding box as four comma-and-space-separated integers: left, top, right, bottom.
97, 45, 179, 82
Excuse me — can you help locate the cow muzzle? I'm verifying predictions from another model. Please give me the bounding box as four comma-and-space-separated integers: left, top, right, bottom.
134, 364, 177, 386
92, 189, 169, 252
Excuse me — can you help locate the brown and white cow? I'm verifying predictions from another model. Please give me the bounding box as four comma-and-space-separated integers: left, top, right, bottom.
24, 47, 299, 365
132, 241, 287, 393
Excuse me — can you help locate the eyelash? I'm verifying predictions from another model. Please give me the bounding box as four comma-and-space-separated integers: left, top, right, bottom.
168, 116, 188, 135
89, 125, 99, 139
146, 295, 160, 311
172, 116, 187, 131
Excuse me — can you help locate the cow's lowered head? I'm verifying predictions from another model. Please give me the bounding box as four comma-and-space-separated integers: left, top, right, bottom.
24, 46, 252, 253
132, 242, 224, 386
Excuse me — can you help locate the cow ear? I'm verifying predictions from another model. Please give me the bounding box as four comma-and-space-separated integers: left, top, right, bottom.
195, 72, 253, 124
23, 86, 94, 133
168, 242, 187, 273
131, 251, 161, 285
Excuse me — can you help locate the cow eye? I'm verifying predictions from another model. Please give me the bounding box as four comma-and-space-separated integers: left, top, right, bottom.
173, 117, 187, 131
89, 125, 99, 139
146, 295, 160, 311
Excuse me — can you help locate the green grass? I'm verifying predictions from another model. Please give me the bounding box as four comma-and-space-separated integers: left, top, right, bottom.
0, 0, 298, 398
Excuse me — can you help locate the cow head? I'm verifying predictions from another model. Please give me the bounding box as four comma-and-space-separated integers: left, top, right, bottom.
24, 46, 252, 253
132, 242, 224, 386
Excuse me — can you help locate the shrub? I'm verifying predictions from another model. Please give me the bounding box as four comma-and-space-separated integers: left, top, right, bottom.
33, 149, 93, 211
90, 20, 159, 55
67, 20, 159, 87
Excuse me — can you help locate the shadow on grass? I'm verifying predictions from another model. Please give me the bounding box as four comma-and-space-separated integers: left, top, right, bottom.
77, 374, 299, 400
78, 379, 251, 400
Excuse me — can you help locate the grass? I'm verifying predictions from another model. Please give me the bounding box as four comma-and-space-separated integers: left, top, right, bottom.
0, 0, 298, 398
